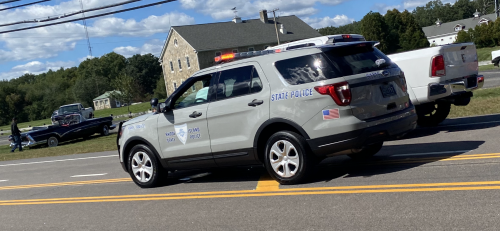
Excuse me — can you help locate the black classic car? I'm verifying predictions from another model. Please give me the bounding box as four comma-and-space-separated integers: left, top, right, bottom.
10, 114, 114, 148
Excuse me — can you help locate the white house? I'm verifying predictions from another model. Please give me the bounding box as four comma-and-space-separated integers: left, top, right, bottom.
422, 11, 495, 46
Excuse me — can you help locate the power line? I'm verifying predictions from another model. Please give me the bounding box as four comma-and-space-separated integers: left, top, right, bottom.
0, 0, 177, 34
0, 0, 51, 12
0, 0, 22, 4
0, 0, 143, 28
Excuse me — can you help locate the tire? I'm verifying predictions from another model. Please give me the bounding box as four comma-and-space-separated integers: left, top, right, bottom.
101, 125, 109, 136
47, 136, 59, 147
348, 142, 384, 160
264, 131, 316, 185
128, 144, 166, 188
416, 102, 451, 127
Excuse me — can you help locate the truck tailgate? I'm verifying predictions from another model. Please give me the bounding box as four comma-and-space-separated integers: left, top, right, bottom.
442, 43, 478, 80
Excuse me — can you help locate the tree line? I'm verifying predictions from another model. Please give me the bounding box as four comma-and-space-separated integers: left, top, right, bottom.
0, 52, 166, 126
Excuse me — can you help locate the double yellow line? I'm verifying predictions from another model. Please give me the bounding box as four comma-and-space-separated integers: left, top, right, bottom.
0, 178, 131, 191
3, 180, 500, 206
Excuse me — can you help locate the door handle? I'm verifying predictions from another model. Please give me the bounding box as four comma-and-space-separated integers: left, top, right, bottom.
189, 111, 203, 118
248, 99, 264, 107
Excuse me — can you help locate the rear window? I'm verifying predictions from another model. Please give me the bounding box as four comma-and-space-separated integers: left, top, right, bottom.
275, 44, 394, 85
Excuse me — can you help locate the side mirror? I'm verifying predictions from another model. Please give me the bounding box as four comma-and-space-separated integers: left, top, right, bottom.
150, 98, 159, 107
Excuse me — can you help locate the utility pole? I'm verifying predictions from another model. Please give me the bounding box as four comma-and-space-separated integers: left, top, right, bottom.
270, 8, 280, 45
496, 0, 499, 19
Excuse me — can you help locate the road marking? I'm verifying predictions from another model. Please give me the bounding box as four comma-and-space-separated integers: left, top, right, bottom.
391, 150, 471, 157
6, 181, 500, 205
71, 173, 108, 178
0, 178, 130, 191
0, 155, 116, 167
255, 173, 279, 191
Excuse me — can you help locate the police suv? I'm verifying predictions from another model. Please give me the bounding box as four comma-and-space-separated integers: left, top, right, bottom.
117, 41, 417, 188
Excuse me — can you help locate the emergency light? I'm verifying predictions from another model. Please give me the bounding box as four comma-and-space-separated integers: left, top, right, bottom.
214, 49, 279, 64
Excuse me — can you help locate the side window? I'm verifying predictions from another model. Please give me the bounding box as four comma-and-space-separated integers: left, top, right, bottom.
216, 66, 255, 100
250, 67, 263, 93
173, 76, 212, 109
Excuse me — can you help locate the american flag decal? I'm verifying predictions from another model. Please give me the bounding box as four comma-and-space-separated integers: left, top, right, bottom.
322, 109, 340, 120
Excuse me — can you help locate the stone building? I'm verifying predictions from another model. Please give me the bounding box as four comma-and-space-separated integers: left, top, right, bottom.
159, 11, 322, 96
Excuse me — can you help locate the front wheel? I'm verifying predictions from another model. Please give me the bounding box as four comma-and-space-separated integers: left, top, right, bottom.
264, 131, 316, 185
348, 142, 383, 160
416, 102, 451, 127
128, 144, 166, 188
101, 125, 109, 136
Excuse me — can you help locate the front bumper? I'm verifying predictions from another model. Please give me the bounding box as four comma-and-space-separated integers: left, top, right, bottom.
9, 140, 46, 148
307, 107, 418, 157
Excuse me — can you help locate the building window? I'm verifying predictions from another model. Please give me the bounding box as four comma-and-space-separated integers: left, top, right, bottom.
173, 82, 177, 91
215, 51, 222, 57
232, 49, 238, 53
178, 59, 182, 70
169, 61, 174, 72
105, 99, 109, 105
248, 47, 255, 52
174, 39, 178, 47
186, 57, 191, 68
441, 39, 444, 41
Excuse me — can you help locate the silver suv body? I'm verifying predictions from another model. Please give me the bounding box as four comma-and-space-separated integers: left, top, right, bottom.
117, 41, 417, 187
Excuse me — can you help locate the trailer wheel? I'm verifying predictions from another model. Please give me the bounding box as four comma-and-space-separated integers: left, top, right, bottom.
416, 102, 451, 127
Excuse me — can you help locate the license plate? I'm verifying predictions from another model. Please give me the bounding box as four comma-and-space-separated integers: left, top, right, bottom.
380, 84, 396, 98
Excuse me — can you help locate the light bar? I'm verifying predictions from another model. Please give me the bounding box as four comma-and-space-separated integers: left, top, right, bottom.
214, 49, 279, 64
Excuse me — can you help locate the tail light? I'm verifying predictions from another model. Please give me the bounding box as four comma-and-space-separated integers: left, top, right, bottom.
400, 71, 407, 93
478, 75, 484, 83
314, 82, 351, 106
431, 55, 446, 77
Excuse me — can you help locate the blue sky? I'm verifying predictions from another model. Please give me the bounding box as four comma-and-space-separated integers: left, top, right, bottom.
0, 0, 443, 80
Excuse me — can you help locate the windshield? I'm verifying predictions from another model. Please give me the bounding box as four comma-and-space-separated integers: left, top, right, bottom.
58, 105, 79, 115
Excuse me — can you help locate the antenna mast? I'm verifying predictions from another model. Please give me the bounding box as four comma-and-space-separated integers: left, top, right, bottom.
79, 0, 92, 57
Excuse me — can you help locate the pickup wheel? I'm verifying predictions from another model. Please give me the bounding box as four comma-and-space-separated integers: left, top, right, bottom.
101, 125, 109, 136
348, 142, 384, 160
264, 131, 316, 185
47, 136, 59, 147
416, 102, 451, 127
128, 144, 166, 188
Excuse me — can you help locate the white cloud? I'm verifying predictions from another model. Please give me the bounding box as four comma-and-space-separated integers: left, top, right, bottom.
302, 15, 354, 29
371, 3, 403, 13
403, 0, 454, 10
113, 39, 164, 58
0, 60, 76, 80
179, 0, 350, 20
0, 0, 195, 63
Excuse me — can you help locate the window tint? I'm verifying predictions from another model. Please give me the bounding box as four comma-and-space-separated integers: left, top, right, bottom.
250, 67, 263, 93
173, 76, 212, 109
275, 54, 340, 85
322, 45, 394, 76
216, 66, 255, 100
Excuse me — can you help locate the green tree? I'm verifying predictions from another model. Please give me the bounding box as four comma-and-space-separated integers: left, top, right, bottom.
154, 77, 167, 99
360, 12, 390, 52
318, 21, 361, 35
125, 54, 163, 97
111, 74, 136, 113
455, 29, 472, 43
399, 10, 430, 51
475, 0, 495, 15
384, 9, 404, 53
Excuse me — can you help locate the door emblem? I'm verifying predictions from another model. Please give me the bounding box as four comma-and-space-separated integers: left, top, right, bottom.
175, 123, 188, 145
382, 70, 390, 77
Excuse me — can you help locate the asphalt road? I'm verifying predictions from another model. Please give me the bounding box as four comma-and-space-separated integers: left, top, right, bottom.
0, 114, 500, 230
480, 70, 500, 88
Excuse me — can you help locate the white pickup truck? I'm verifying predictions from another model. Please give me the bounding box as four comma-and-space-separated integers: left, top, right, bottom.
388, 43, 483, 126
268, 36, 484, 126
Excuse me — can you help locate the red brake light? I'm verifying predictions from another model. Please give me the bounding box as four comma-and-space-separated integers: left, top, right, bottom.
214, 56, 221, 62
431, 55, 446, 77
275, 49, 282, 53
314, 82, 351, 106
342, 35, 351, 39
400, 71, 407, 93
478, 75, 484, 83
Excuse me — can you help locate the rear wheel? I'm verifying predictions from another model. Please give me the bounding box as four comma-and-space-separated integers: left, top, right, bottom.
128, 144, 166, 188
101, 125, 109, 136
47, 136, 58, 147
348, 142, 383, 160
264, 131, 316, 185
416, 102, 451, 127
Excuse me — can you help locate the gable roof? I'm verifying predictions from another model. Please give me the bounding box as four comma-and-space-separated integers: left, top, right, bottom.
93, 91, 121, 101
169, 15, 321, 52
422, 13, 496, 38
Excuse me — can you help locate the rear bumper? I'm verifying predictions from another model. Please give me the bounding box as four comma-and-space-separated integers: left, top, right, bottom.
307, 107, 417, 157
416, 75, 484, 104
